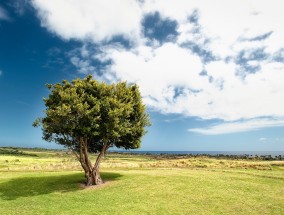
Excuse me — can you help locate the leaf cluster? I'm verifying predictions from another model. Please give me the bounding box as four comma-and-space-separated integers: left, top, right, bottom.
34, 75, 150, 152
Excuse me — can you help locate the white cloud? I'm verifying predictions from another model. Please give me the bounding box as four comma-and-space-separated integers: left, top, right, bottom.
9, 0, 29, 16
32, 0, 284, 133
259, 137, 267, 142
99, 46, 284, 121
70, 56, 96, 74
31, 0, 143, 42
100, 42, 208, 115
258, 137, 284, 144
0, 6, 10, 21
201, 61, 284, 121
189, 118, 284, 135
146, 0, 284, 59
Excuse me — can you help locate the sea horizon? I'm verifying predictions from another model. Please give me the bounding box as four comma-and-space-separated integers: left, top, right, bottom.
111, 150, 284, 156
2, 146, 284, 156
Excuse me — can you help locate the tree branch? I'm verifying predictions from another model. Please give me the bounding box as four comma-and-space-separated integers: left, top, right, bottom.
69, 148, 80, 162
82, 137, 92, 172
92, 139, 109, 171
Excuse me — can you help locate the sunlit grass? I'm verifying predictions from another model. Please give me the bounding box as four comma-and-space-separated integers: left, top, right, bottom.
0, 148, 284, 214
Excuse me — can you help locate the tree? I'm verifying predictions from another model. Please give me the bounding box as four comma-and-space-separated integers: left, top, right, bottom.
33, 75, 150, 186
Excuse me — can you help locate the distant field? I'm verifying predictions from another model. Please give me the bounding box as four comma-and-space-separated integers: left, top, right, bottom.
0, 147, 284, 214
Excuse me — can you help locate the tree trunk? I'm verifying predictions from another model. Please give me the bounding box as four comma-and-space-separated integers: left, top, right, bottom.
86, 141, 109, 186
92, 168, 103, 185
82, 148, 105, 186
85, 168, 102, 186
73, 138, 108, 186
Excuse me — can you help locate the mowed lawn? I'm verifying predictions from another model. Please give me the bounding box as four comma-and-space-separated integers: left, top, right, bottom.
0, 149, 284, 214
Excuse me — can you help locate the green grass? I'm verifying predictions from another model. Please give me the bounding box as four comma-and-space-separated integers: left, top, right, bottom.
0, 148, 284, 214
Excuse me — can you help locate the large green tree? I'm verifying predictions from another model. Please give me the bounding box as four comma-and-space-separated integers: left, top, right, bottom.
33, 75, 150, 186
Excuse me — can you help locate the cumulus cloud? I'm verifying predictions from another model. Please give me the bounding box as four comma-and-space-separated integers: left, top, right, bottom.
31, 0, 143, 42
31, 0, 284, 133
103, 42, 205, 113
93, 46, 284, 121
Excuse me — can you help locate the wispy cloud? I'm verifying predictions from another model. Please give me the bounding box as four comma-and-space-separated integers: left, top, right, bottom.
258, 137, 284, 143
0, 6, 10, 21
259, 137, 267, 142
188, 118, 284, 135
0, 70, 3, 76
8, 0, 29, 16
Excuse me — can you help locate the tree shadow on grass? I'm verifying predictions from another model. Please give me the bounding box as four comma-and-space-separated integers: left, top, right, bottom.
0, 172, 122, 200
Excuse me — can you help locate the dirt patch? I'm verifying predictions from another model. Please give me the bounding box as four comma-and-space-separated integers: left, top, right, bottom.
79, 180, 113, 190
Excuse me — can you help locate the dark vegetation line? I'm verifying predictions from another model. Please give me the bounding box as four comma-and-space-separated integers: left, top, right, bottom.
0, 147, 38, 157
111, 151, 284, 161
0, 147, 283, 161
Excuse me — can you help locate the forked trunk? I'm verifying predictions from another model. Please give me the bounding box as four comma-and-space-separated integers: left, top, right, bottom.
83, 150, 105, 186
73, 138, 108, 186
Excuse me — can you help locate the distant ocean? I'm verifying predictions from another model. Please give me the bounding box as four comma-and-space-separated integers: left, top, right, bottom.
111, 151, 284, 156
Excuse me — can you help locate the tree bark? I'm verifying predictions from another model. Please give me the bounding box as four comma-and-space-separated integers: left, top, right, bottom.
74, 138, 109, 186
88, 140, 109, 186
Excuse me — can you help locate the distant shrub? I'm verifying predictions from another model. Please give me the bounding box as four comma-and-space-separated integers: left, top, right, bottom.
0, 148, 37, 157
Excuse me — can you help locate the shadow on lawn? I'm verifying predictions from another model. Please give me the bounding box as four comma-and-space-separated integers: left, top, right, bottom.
0, 172, 122, 200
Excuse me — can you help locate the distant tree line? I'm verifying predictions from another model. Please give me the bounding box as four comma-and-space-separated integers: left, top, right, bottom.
112, 152, 284, 161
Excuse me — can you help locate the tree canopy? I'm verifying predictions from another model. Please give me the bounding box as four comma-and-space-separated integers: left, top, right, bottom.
33, 75, 150, 185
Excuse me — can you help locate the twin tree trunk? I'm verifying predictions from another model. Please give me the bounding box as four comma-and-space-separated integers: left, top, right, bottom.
72, 138, 108, 186
84, 151, 103, 186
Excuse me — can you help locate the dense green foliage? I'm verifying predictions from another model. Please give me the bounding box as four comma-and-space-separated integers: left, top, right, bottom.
34, 75, 150, 151
33, 75, 150, 185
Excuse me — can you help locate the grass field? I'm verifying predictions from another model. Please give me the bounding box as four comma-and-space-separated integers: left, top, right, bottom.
0, 148, 284, 214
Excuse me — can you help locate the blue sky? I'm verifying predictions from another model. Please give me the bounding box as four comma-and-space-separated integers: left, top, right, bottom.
0, 0, 284, 151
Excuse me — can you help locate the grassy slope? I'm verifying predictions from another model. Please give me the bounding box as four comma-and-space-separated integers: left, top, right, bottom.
0, 148, 284, 215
